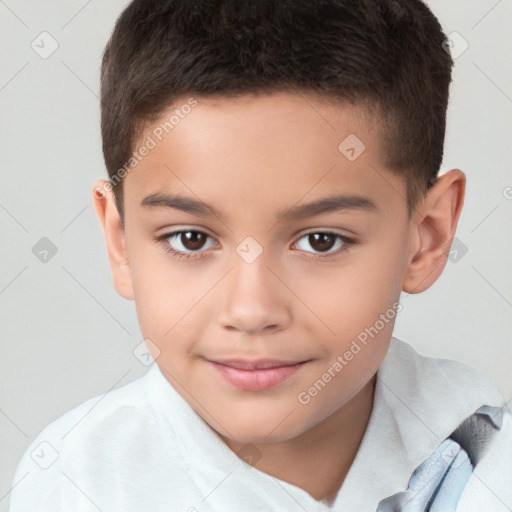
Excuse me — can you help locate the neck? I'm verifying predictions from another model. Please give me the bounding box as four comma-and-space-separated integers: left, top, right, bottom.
221, 375, 376, 504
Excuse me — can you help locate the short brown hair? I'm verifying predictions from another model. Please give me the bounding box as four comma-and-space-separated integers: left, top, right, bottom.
100, 0, 454, 223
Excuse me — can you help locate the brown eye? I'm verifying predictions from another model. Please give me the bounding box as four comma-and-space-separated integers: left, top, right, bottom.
158, 230, 216, 258
307, 233, 337, 252
294, 231, 351, 257
179, 231, 208, 251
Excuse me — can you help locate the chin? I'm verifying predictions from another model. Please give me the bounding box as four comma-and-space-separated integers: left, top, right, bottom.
216, 416, 311, 446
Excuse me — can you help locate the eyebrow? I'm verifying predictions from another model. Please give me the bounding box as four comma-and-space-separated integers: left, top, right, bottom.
140, 192, 377, 222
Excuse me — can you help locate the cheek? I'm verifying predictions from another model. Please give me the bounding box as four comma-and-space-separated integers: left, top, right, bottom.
313, 259, 402, 327
302, 240, 405, 359
134, 286, 206, 371
130, 249, 209, 343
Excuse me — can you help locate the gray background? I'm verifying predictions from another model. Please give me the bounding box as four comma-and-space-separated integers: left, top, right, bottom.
1, 0, 511, 507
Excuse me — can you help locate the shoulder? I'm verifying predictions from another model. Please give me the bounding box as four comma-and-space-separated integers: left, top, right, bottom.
32, 366, 155, 446
376, 338, 509, 461
382, 337, 506, 409
9, 366, 165, 509
378, 338, 512, 507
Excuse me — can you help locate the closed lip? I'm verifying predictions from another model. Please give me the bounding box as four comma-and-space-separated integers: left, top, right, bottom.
206, 358, 310, 370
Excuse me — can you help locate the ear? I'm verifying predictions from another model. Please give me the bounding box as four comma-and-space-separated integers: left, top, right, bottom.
402, 169, 466, 294
92, 179, 135, 301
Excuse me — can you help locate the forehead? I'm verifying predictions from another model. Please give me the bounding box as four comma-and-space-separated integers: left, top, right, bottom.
123, 92, 405, 222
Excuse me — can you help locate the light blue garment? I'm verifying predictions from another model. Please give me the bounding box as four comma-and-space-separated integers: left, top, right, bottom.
376, 406, 503, 512
377, 440, 472, 511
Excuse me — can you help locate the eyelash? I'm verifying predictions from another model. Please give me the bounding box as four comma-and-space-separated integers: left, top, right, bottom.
154, 230, 356, 261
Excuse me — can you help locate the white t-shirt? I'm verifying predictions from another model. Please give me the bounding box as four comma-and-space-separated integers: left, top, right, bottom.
8, 338, 512, 511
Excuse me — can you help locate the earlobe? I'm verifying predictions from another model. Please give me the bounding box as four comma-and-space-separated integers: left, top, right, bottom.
92, 179, 135, 301
402, 169, 466, 294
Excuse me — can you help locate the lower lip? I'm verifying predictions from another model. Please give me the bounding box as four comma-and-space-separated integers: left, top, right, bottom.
209, 361, 307, 391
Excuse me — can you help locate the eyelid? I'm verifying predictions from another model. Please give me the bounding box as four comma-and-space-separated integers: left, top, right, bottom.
295, 226, 356, 238
155, 224, 217, 238
295, 225, 359, 239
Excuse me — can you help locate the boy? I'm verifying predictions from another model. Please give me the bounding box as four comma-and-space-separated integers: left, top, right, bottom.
9, 0, 511, 510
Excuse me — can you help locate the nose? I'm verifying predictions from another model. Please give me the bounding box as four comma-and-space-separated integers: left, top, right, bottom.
217, 255, 292, 335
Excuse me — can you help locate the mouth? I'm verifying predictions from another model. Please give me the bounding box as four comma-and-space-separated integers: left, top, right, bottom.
206, 358, 311, 391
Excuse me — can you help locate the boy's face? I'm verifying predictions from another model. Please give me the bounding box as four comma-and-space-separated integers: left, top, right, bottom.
100, 93, 417, 443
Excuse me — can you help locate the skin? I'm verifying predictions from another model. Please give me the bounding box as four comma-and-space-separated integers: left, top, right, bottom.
93, 92, 465, 504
